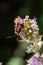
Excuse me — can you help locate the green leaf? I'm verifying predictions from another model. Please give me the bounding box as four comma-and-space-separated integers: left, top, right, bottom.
18, 40, 29, 51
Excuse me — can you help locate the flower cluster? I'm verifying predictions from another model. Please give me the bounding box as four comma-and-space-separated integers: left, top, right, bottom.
14, 15, 43, 65
14, 15, 41, 42
26, 54, 42, 65
25, 41, 43, 53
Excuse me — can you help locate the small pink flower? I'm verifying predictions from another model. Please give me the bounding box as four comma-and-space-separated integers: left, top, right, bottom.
25, 15, 29, 19
26, 55, 42, 65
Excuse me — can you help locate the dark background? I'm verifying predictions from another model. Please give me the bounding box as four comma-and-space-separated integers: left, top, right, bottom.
0, 0, 43, 65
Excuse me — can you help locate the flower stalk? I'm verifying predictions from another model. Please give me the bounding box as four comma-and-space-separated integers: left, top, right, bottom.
14, 15, 43, 65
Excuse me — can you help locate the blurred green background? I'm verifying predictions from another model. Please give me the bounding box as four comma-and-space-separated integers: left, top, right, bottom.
0, 0, 43, 65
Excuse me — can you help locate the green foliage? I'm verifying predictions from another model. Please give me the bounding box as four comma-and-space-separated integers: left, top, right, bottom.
18, 40, 29, 51
6, 57, 25, 65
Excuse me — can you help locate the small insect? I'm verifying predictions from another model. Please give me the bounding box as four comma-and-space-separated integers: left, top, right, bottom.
14, 23, 24, 35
